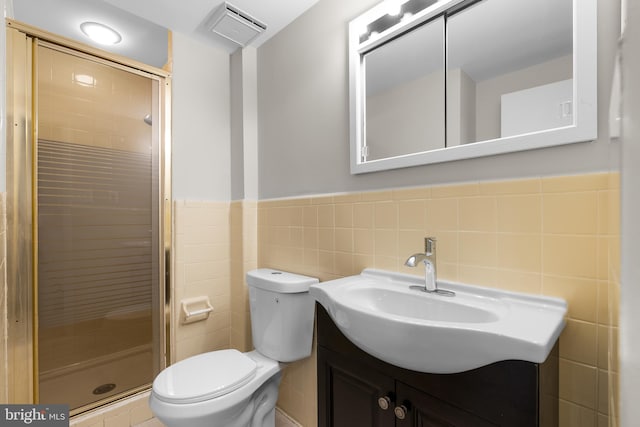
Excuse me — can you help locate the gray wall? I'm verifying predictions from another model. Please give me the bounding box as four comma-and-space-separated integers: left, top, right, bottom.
172, 32, 230, 201
257, 0, 621, 199
231, 50, 245, 201
231, 47, 259, 201
621, 0, 640, 423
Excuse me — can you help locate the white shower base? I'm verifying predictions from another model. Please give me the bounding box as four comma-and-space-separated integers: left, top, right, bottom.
40, 344, 153, 410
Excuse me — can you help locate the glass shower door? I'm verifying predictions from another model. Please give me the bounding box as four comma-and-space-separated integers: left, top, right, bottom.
36, 43, 165, 412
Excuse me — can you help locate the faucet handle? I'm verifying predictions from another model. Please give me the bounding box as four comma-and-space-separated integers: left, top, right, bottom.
425, 237, 436, 254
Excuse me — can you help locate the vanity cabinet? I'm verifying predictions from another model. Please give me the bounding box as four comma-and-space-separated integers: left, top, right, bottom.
317, 304, 558, 427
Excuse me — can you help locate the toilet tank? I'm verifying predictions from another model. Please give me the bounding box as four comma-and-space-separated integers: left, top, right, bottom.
246, 269, 318, 362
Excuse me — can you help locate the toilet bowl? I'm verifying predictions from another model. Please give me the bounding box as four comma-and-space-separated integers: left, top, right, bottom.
150, 269, 318, 427
150, 350, 281, 427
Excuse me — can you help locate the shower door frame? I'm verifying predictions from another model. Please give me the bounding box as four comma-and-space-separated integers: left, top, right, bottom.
5, 20, 172, 412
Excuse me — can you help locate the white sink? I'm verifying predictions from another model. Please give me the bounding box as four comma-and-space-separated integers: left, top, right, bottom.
310, 269, 567, 374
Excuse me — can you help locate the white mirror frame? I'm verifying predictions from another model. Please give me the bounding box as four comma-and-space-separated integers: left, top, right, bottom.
349, 0, 597, 174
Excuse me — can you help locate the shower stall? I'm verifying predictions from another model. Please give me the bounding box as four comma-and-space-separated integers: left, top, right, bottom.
6, 21, 171, 414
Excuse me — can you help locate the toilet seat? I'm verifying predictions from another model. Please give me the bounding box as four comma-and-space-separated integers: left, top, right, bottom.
152, 349, 257, 404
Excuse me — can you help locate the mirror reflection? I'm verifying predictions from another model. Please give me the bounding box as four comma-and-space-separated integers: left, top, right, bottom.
446, 0, 573, 145
353, 0, 586, 173
364, 17, 445, 161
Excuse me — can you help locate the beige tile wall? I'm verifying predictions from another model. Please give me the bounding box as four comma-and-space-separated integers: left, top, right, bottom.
69, 390, 154, 427
0, 198, 233, 419
2, 171, 620, 427
602, 173, 620, 427
38, 46, 152, 154
173, 201, 232, 362
257, 173, 620, 427
230, 200, 258, 352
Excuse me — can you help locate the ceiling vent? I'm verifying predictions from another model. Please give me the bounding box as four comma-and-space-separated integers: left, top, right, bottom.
205, 2, 267, 47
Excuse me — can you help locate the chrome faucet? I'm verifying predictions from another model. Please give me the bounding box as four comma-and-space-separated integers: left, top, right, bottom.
405, 237, 455, 297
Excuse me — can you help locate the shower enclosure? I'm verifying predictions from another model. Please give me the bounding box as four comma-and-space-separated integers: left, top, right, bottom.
6, 22, 171, 413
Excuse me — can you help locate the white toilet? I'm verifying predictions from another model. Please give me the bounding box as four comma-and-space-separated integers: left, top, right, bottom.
149, 269, 318, 427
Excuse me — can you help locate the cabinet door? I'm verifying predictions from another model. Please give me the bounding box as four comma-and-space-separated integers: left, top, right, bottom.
318, 347, 396, 427
395, 382, 497, 427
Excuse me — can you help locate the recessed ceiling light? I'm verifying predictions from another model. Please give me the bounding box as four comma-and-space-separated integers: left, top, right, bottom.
387, 2, 402, 16
80, 22, 122, 45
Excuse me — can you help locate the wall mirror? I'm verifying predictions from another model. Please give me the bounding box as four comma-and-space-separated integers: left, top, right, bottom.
349, 0, 597, 174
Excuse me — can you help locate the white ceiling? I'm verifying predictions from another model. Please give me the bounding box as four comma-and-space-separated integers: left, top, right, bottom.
100, 0, 320, 49
13, 0, 320, 67
14, 0, 572, 86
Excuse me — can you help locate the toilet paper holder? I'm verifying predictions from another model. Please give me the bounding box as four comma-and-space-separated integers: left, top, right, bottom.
181, 296, 214, 324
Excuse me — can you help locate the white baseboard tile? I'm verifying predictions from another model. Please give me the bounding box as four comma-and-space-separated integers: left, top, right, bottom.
276, 407, 302, 427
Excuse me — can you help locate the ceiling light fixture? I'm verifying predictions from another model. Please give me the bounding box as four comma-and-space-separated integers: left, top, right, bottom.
80, 22, 122, 45
402, 12, 414, 22
387, 1, 403, 16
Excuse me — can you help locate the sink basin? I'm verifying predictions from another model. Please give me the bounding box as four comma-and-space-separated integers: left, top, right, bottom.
310, 269, 567, 374
345, 286, 501, 323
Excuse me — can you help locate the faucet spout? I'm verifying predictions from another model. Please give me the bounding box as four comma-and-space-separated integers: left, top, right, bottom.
404, 253, 437, 292
404, 237, 454, 297
404, 253, 427, 268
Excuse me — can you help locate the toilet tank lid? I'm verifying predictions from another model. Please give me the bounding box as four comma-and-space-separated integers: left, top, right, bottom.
246, 269, 319, 293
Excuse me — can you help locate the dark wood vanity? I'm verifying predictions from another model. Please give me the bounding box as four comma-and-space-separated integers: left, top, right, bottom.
317, 304, 559, 427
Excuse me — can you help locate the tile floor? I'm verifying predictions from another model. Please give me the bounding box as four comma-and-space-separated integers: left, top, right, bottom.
134, 408, 300, 427
134, 419, 164, 427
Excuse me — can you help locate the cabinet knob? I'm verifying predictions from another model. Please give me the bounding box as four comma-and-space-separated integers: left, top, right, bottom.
394, 405, 408, 420
377, 396, 392, 410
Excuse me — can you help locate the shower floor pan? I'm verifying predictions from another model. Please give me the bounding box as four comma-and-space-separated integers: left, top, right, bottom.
39, 344, 154, 410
